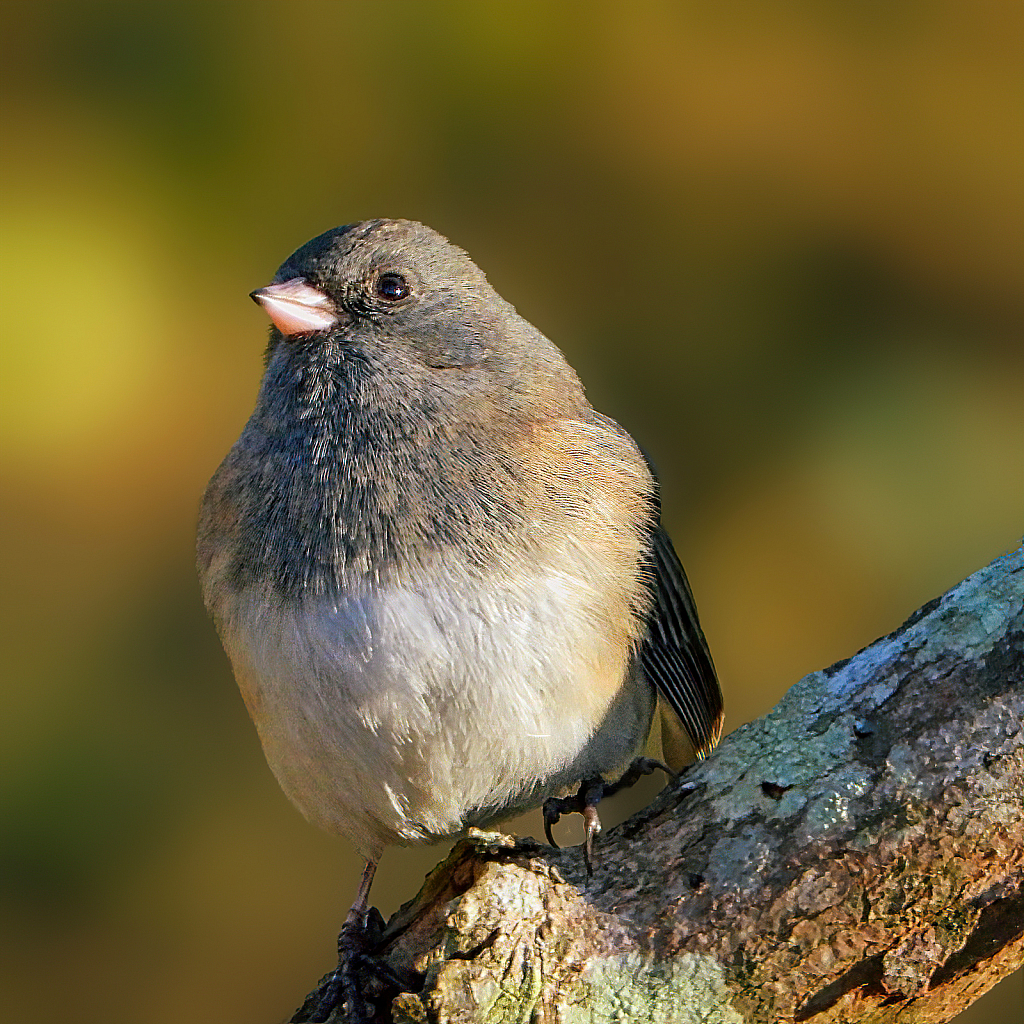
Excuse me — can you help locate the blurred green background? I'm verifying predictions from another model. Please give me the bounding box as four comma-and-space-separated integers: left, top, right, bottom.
1, 3, 1020, 1022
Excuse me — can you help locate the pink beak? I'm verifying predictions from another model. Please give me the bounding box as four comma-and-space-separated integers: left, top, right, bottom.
250, 278, 337, 335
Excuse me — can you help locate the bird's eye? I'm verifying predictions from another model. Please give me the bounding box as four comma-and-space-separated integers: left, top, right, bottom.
375, 272, 410, 302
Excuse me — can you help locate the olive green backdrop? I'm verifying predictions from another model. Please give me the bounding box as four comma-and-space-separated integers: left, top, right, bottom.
1, 3, 1020, 1022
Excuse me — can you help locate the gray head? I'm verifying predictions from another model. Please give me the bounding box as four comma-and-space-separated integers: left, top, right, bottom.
253, 220, 582, 411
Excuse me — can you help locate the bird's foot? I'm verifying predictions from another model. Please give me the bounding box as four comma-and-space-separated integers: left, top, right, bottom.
542, 758, 674, 875
290, 908, 401, 1024
604, 756, 675, 796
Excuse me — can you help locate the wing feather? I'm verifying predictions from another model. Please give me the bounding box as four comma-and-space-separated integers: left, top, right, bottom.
641, 524, 724, 758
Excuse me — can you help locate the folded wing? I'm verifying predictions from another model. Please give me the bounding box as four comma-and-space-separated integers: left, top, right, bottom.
641, 523, 724, 761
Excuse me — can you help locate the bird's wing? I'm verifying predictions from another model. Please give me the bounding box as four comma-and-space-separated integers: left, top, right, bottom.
641, 522, 724, 760
584, 409, 724, 760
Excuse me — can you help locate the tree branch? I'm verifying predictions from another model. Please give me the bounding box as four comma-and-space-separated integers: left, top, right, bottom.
328, 545, 1024, 1023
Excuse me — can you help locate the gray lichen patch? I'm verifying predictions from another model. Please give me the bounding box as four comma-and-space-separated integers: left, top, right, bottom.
821, 636, 906, 710
566, 952, 744, 1024
704, 826, 780, 894
707, 690, 862, 827
800, 781, 860, 841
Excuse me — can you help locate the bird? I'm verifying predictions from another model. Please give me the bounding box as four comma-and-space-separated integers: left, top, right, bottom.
196, 218, 724, 1021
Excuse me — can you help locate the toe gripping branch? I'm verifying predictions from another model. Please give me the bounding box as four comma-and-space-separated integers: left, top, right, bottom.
292, 908, 403, 1024
542, 757, 674, 875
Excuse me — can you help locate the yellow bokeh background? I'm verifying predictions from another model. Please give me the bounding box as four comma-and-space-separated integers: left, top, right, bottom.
1, 3, 1020, 1022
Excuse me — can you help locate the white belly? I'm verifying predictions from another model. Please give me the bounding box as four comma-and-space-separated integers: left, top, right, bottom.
217, 562, 653, 858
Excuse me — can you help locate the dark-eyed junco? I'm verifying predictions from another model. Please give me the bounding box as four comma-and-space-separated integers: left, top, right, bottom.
197, 219, 723, 1021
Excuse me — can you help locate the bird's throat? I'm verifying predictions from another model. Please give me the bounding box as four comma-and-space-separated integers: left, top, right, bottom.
229, 339, 526, 599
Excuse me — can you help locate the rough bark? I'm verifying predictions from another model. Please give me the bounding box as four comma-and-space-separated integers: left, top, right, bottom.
326, 545, 1024, 1023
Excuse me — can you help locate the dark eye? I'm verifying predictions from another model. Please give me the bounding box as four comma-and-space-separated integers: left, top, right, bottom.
375, 272, 410, 302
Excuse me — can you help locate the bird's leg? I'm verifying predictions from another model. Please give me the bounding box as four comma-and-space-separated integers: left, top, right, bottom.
291, 857, 398, 1024
543, 758, 674, 875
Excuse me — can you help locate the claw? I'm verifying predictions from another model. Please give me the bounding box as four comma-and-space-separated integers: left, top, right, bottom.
540, 759, 674, 874
543, 802, 562, 848
582, 803, 601, 875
